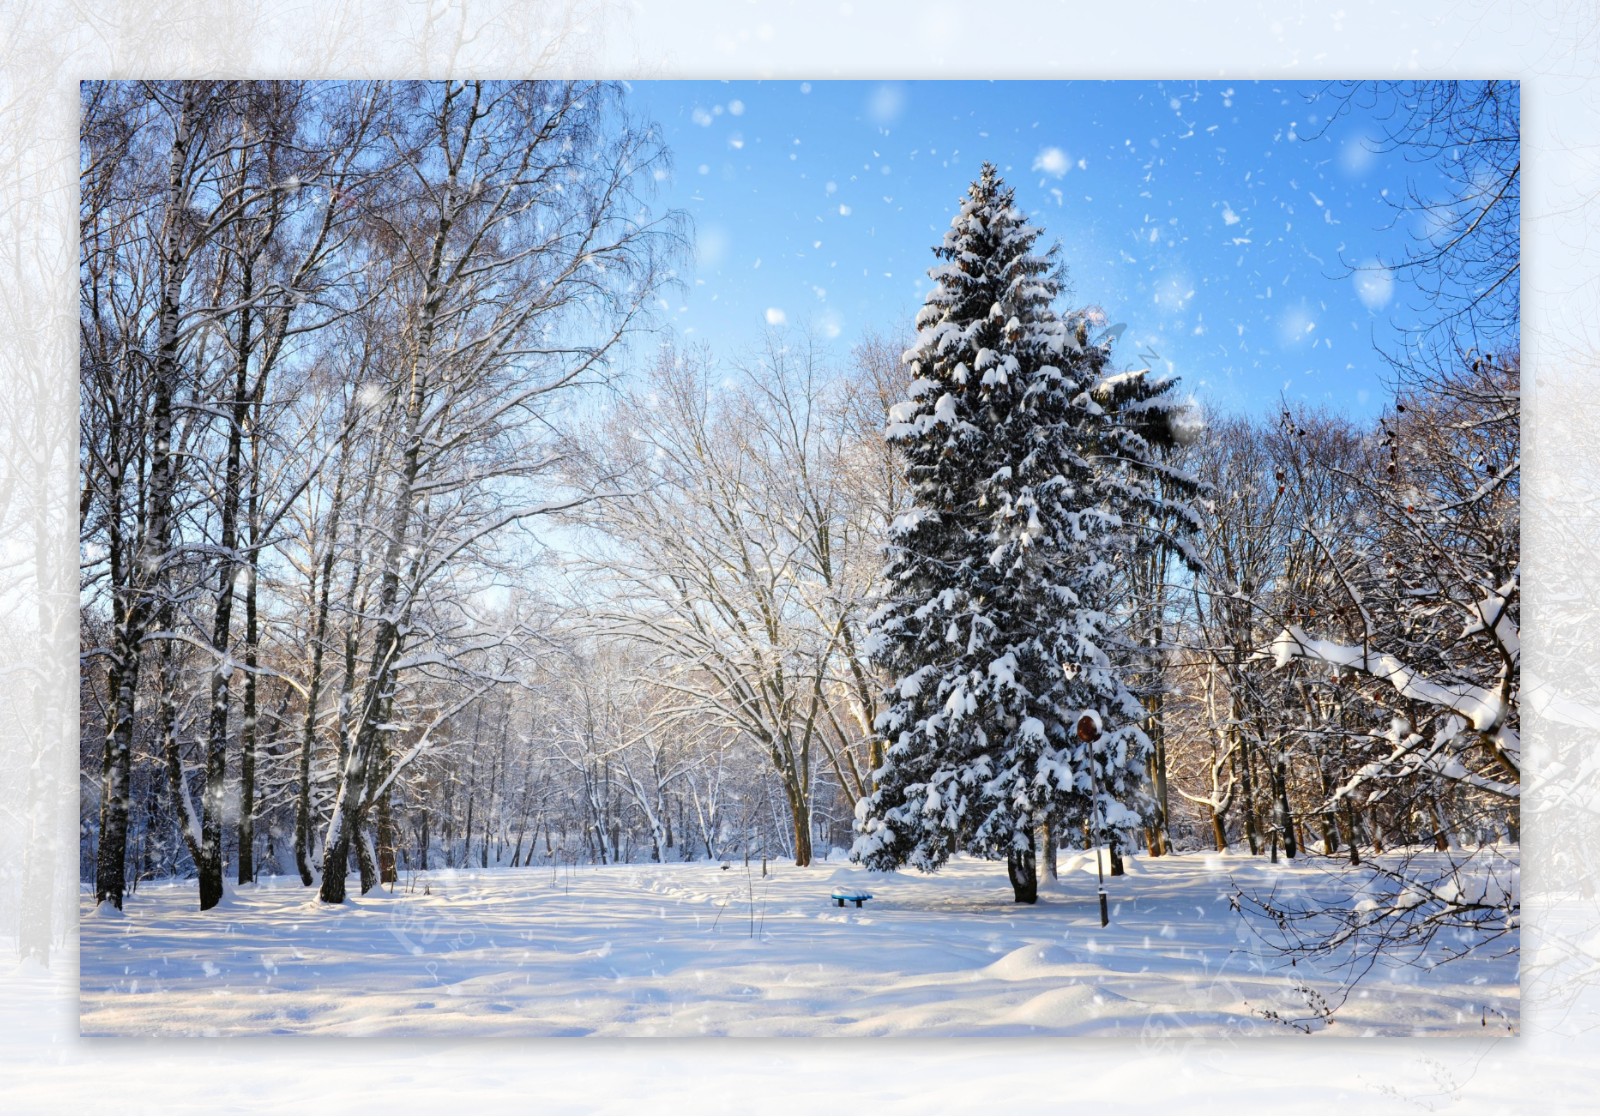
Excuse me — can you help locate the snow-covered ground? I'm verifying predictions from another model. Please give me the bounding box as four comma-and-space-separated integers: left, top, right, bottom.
78, 850, 1517, 1038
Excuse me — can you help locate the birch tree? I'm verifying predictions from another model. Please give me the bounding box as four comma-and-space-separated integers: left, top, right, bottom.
575, 343, 881, 867
317, 80, 678, 902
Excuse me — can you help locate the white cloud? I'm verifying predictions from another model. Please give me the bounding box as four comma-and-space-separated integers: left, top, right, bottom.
1032, 147, 1070, 178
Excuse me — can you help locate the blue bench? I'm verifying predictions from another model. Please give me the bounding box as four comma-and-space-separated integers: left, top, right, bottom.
831, 889, 873, 908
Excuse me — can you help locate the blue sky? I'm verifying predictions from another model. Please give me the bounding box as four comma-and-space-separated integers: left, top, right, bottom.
623, 80, 1463, 420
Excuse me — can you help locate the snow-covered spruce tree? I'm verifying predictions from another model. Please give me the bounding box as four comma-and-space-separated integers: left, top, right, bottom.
852, 164, 1201, 903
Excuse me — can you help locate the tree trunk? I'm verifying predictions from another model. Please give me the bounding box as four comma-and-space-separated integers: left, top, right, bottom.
236, 558, 259, 885
317, 758, 365, 904
196, 745, 226, 908
208, 252, 253, 898
1235, 734, 1260, 856
368, 685, 400, 887
318, 259, 433, 898
1007, 830, 1038, 904
294, 449, 347, 886
155, 622, 206, 882
1320, 812, 1341, 858
94, 650, 136, 910
419, 806, 432, 871
1271, 749, 1297, 860
93, 456, 132, 912
356, 811, 378, 894
377, 790, 399, 883
780, 772, 813, 868
237, 388, 270, 887
479, 718, 502, 871
321, 489, 411, 902
464, 746, 480, 867
1144, 692, 1170, 857
1430, 796, 1453, 851
97, 84, 197, 911
293, 604, 322, 887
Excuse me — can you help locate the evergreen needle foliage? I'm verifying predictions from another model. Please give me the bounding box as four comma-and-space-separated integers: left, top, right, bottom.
852, 164, 1202, 902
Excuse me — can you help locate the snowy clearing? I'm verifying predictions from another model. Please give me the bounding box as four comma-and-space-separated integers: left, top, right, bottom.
79, 851, 1516, 1038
